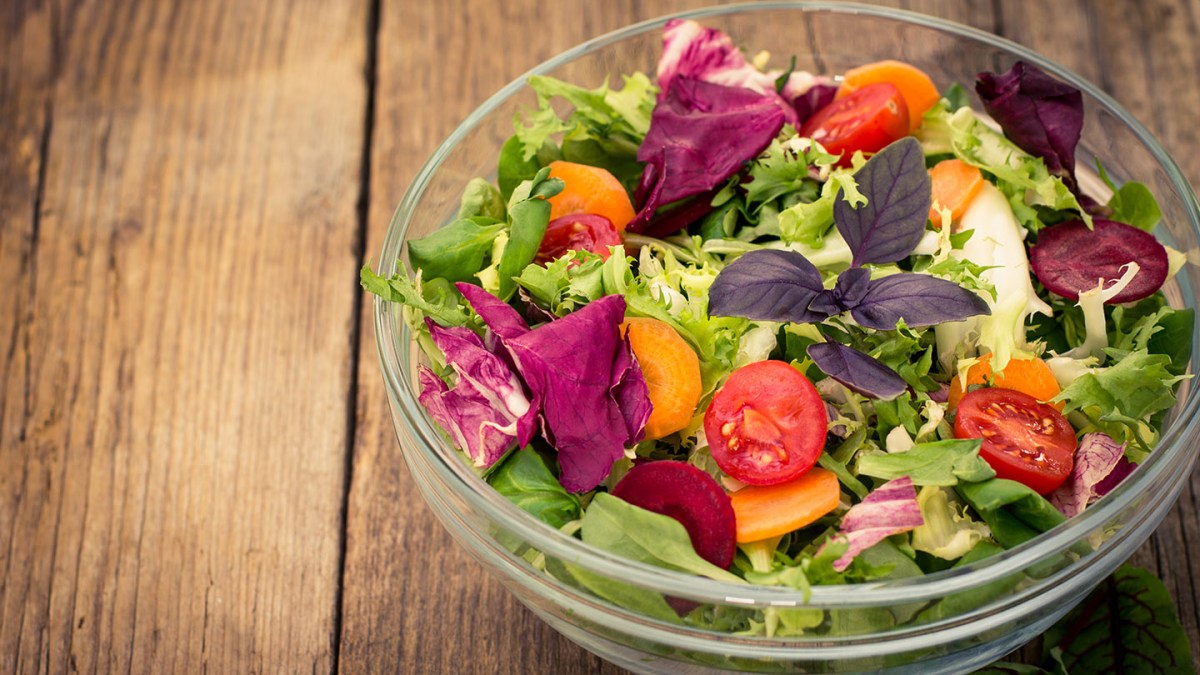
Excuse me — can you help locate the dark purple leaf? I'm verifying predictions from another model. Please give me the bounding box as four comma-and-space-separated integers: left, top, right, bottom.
505, 295, 648, 493
834, 137, 931, 267
792, 82, 838, 125
628, 77, 785, 233
851, 273, 991, 330
808, 268, 872, 317
708, 249, 829, 323
806, 341, 908, 400
977, 61, 1083, 190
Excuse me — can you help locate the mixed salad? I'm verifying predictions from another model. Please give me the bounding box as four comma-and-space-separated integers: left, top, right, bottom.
364, 20, 1193, 635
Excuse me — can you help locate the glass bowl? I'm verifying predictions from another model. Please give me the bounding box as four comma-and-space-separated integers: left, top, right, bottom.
371, 3, 1200, 672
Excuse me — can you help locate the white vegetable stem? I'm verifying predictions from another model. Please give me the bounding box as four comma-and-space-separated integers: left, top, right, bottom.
934, 183, 1049, 372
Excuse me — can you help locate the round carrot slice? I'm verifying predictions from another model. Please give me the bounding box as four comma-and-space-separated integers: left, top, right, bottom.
546, 160, 636, 231
947, 353, 1064, 411
621, 318, 702, 440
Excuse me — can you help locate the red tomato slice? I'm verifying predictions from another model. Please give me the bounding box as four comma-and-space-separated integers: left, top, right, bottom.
535, 213, 621, 264
703, 361, 827, 486
954, 388, 1077, 495
799, 82, 910, 167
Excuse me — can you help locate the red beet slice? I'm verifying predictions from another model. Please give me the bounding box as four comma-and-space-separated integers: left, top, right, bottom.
611, 461, 737, 569
1030, 218, 1168, 304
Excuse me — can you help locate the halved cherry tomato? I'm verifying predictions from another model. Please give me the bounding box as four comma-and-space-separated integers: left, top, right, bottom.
703, 361, 826, 486
799, 82, 910, 167
954, 388, 1076, 495
534, 213, 621, 264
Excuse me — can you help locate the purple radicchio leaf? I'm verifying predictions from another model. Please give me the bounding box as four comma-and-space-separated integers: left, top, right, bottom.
504, 294, 649, 493
628, 77, 786, 234
707, 249, 829, 323
834, 137, 931, 267
456, 282, 530, 341
825, 475, 923, 571
417, 320, 538, 469
807, 341, 908, 400
792, 82, 839, 125
1048, 433, 1135, 518
976, 61, 1083, 193
657, 19, 808, 125
850, 273, 991, 330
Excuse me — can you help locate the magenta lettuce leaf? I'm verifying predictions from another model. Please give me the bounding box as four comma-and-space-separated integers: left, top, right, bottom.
657, 19, 809, 125
976, 61, 1084, 193
417, 320, 538, 469
628, 77, 786, 235
807, 341, 909, 400
503, 294, 649, 492
792, 82, 838, 125
456, 281, 530, 341
824, 475, 923, 571
1048, 433, 1135, 518
835, 137, 931, 267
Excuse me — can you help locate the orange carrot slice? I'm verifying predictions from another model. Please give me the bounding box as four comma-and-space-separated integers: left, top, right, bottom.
546, 160, 636, 232
928, 158, 985, 230
838, 60, 940, 131
729, 468, 840, 543
621, 317, 702, 440
947, 353, 1064, 411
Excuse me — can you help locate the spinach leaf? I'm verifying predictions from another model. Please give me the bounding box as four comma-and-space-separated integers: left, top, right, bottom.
1096, 160, 1163, 232
498, 134, 558, 200
1148, 307, 1194, 377
1043, 565, 1194, 673
457, 177, 506, 221
487, 447, 580, 528
496, 167, 563, 299
580, 493, 743, 584
956, 479, 1065, 549
856, 439, 995, 486
559, 561, 683, 624
406, 218, 504, 283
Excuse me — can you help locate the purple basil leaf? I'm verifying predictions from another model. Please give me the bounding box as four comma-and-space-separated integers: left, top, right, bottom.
834, 137, 931, 267
850, 273, 991, 330
628, 77, 785, 233
418, 320, 537, 469
505, 295, 648, 493
977, 61, 1083, 190
827, 475, 923, 571
809, 267, 873, 317
792, 82, 838, 125
806, 341, 908, 400
1048, 433, 1134, 518
708, 249, 830, 323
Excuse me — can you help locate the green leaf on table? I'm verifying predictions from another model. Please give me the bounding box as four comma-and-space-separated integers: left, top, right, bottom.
487, 447, 580, 528
406, 218, 504, 283
580, 493, 743, 584
857, 439, 995, 486
972, 663, 1051, 674
1042, 564, 1194, 674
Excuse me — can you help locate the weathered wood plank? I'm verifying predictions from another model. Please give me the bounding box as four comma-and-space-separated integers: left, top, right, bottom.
0, 0, 368, 672
342, 2, 1022, 674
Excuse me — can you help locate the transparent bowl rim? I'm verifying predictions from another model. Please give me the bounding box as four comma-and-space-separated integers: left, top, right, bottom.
373, 1, 1200, 607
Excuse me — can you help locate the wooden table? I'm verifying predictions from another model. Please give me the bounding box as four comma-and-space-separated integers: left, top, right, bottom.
3, 1, 1198, 672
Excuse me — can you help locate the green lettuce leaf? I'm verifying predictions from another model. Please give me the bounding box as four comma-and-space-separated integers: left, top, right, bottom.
487, 447, 580, 528
580, 493, 744, 584
857, 439, 995, 486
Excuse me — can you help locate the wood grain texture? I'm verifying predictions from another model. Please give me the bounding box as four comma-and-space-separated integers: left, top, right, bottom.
0, 0, 368, 672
